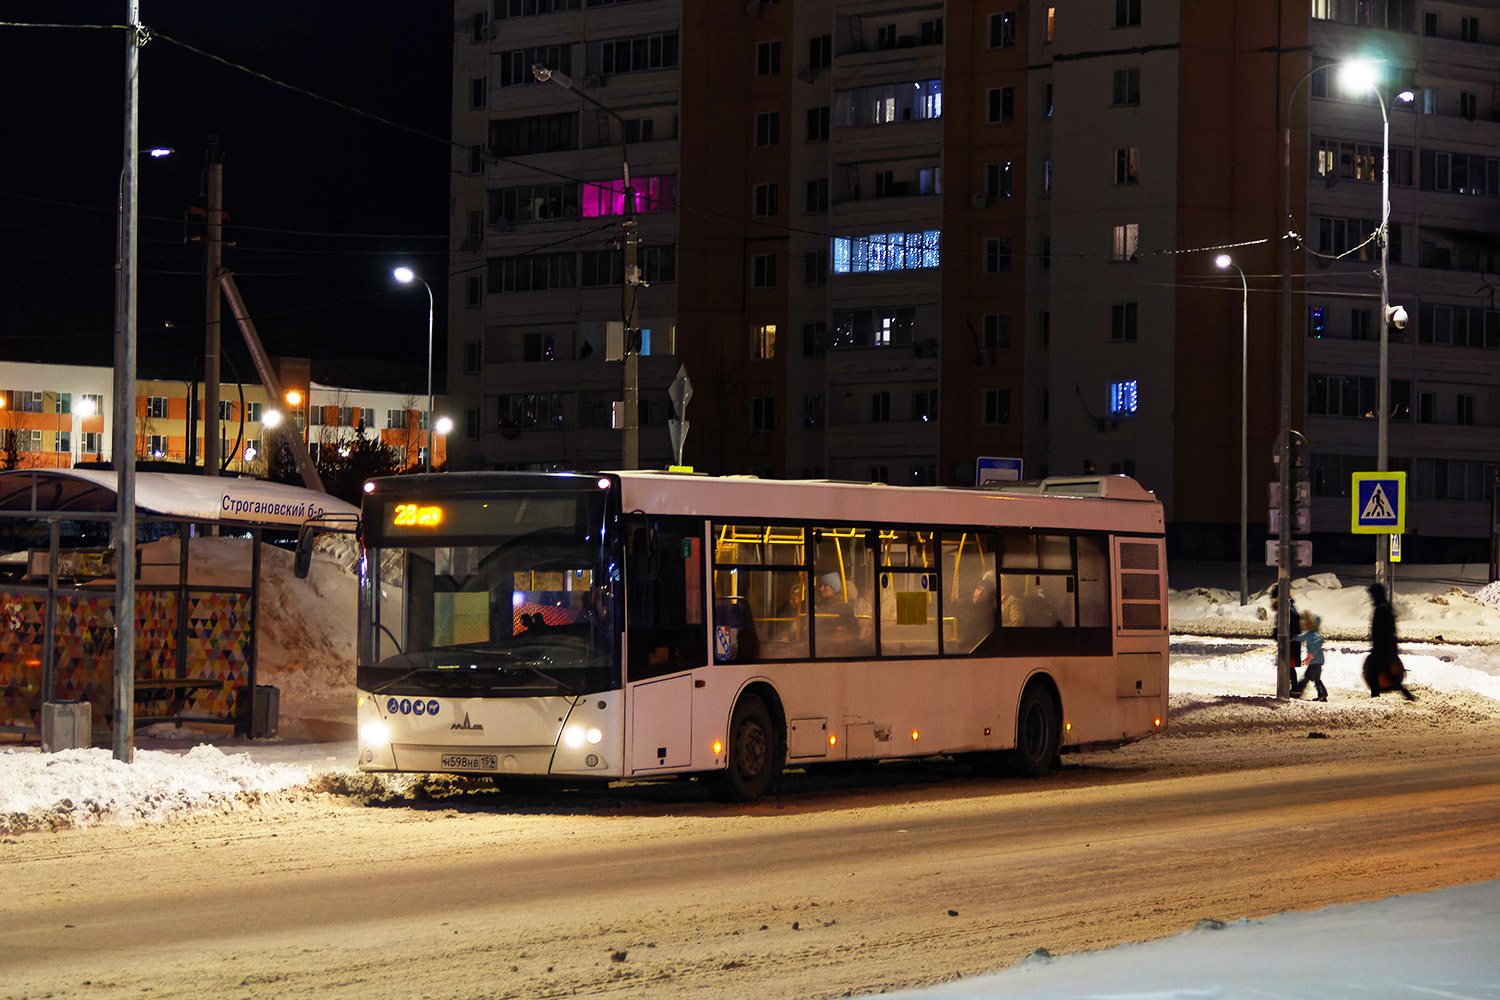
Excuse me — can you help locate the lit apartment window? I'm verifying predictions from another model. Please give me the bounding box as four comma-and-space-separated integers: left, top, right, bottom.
756, 324, 777, 359
1109, 380, 1139, 415
1112, 67, 1140, 106
989, 12, 1016, 48
756, 40, 781, 75
1046, 7, 1056, 41
1112, 223, 1139, 261
831, 231, 941, 272
1114, 146, 1139, 184
754, 111, 780, 145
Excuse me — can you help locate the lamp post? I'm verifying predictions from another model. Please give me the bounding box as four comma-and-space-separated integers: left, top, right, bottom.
1339, 62, 1415, 596
392, 267, 436, 472
1278, 57, 1356, 700
1216, 255, 1249, 607
74, 397, 97, 468
533, 62, 641, 470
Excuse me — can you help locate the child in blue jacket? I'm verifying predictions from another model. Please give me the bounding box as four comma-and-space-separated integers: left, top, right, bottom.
1293, 610, 1328, 701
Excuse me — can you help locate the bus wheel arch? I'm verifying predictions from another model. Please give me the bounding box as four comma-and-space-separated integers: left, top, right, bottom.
712, 683, 786, 802
1008, 675, 1063, 778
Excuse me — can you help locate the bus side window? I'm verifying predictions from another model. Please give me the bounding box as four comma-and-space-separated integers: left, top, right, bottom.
941, 530, 997, 654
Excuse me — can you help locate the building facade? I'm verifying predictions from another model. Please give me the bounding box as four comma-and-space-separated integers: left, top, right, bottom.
452, 0, 1500, 559
0, 362, 445, 477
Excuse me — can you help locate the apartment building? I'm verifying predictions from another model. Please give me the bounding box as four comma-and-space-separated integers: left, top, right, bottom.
451, 0, 684, 472
1299, 0, 1500, 558
453, 1, 1500, 559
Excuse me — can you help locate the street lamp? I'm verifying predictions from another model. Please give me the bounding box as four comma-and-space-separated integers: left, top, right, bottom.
74, 396, 97, 468
434, 415, 453, 470
533, 62, 642, 470
1338, 61, 1415, 597
392, 267, 436, 472
1216, 254, 1249, 608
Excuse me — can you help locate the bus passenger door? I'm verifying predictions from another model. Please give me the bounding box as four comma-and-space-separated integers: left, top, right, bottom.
630, 674, 694, 771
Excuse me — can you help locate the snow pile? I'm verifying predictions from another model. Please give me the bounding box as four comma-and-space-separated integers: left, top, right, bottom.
885, 879, 1500, 1000
1170, 571, 1500, 644
0, 743, 313, 835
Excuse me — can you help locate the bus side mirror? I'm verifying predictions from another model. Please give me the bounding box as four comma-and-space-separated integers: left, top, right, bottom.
294, 525, 317, 579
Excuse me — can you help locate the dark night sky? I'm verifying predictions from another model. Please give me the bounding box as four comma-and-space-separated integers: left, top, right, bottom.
0, 3, 452, 391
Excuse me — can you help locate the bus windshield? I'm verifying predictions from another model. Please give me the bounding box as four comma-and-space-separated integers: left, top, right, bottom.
358, 487, 620, 698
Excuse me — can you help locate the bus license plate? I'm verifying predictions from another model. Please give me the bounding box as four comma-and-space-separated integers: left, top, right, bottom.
441, 753, 498, 771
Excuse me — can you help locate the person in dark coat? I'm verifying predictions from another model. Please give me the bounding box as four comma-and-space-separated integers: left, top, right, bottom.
1271, 584, 1301, 691
1363, 583, 1415, 700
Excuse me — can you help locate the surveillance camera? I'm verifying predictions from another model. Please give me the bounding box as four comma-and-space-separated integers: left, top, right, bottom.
1386, 305, 1408, 329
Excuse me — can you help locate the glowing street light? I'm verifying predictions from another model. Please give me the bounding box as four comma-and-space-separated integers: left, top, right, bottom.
392, 267, 436, 472
1215, 254, 1249, 608
1336, 59, 1415, 596
74, 396, 97, 467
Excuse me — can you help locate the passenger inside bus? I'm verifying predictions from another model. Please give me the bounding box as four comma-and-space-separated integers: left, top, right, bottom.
956, 571, 998, 650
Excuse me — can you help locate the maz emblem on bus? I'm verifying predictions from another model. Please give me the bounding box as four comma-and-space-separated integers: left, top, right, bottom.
451, 713, 485, 731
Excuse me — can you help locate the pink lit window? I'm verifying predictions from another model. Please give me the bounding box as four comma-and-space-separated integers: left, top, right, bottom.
581, 175, 677, 217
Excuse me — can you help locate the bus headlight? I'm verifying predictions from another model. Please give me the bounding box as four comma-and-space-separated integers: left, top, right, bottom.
562, 725, 604, 748
359, 720, 390, 747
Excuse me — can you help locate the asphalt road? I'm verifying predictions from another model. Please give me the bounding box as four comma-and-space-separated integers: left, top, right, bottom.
5, 720, 1499, 1000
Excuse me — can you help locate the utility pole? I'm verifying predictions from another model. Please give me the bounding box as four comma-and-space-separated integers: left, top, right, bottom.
622, 189, 640, 470
112, 0, 143, 763
203, 137, 224, 479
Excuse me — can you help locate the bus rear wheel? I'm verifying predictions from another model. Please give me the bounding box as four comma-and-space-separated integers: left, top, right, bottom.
1008, 685, 1060, 778
713, 694, 783, 802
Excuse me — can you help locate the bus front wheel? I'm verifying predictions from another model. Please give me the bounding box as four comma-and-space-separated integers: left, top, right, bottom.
1008, 685, 1060, 778
714, 694, 783, 802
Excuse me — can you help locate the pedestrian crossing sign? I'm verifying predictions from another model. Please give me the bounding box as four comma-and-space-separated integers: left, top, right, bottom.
1351, 472, 1405, 534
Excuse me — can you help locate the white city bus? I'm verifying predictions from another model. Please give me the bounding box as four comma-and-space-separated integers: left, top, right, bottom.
351, 471, 1168, 801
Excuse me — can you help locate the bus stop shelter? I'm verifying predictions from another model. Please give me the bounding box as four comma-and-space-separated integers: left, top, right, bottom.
0, 470, 357, 742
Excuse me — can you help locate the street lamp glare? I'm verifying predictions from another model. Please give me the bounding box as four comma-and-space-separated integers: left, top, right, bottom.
435, 415, 454, 436
284, 389, 302, 407
1338, 59, 1380, 94
393, 266, 416, 285
147, 147, 173, 158
1397, 90, 1416, 103
1214, 254, 1233, 269
262, 409, 283, 429
77, 397, 97, 418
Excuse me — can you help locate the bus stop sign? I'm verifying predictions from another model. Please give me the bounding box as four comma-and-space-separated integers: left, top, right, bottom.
1351, 472, 1405, 534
